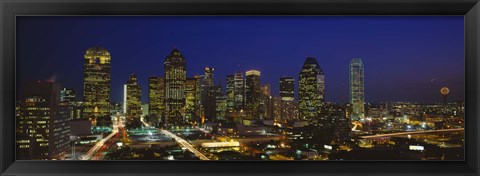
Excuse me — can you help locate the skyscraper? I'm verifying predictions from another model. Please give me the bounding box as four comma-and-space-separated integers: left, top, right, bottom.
204, 67, 214, 87
164, 48, 187, 125
17, 81, 70, 160
349, 57, 365, 121
233, 72, 246, 110
124, 74, 142, 121
245, 70, 261, 119
280, 77, 295, 101
185, 77, 198, 122
298, 57, 324, 123
194, 75, 205, 120
226, 74, 235, 120
279, 77, 297, 122
200, 67, 216, 122
83, 46, 111, 122
148, 76, 164, 119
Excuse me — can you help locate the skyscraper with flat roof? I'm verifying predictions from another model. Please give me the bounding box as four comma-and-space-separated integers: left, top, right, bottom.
83, 46, 111, 122
17, 81, 70, 160
148, 76, 164, 119
246, 70, 261, 119
349, 57, 365, 121
124, 74, 142, 121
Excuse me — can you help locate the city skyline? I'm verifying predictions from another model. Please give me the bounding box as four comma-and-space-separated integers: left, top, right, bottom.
15, 16, 465, 161
17, 16, 464, 104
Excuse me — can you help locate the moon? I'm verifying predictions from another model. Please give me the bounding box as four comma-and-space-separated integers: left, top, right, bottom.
440, 87, 449, 95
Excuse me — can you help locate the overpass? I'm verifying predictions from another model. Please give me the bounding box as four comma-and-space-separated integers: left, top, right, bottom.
359, 128, 464, 139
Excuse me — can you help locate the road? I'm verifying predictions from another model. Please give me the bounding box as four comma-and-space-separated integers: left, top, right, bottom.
161, 129, 210, 160
139, 117, 210, 160
80, 116, 121, 160
360, 128, 464, 139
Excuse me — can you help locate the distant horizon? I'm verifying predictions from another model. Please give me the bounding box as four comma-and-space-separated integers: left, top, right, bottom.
16, 16, 465, 104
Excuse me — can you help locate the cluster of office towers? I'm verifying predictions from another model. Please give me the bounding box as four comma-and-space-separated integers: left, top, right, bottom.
15, 46, 365, 159
81, 47, 365, 126
124, 51, 361, 126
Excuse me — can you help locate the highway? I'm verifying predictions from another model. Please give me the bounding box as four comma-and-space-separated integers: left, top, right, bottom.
161, 129, 210, 160
80, 117, 121, 160
139, 117, 210, 160
360, 128, 464, 139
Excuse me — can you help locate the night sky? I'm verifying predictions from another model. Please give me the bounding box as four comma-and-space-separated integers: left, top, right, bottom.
16, 16, 464, 104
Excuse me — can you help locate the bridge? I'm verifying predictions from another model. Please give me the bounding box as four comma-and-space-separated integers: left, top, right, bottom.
359, 128, 464, 139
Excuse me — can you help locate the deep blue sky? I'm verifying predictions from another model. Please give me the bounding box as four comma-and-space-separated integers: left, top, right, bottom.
16, 16, 464, 104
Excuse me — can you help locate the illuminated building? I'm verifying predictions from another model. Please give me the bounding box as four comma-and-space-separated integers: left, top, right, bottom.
269, 96, 282, 121
83, 46, 111, 122
204, 67, 214, 87
60, 88, 82, 119
349, 57, 365, 121
201, 67, 216, 122
282, 100, 299, 122
226, 74, 235, 120
245, 70, 261, 119
234, 72, 245, 109
16, 81, 70, 160
279, 77, 297, 122
60, 88, 76, 103
280, 77, 295, 101
164, 48, 187, 125
298, 57, 324, 123
148, 76, 164, 118
215, 93, 227, 121
185, 77, 198, 121
194, 75, 204, 120
206, 85, 223, 122
124, 74, 142, 121
259, 84, 270, 120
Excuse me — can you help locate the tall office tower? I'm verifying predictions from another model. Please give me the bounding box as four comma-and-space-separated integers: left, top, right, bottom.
210, 85, 227, 121
280, 77, 295, 101
185, 78, 198, 122
245, 70, 262, 119
164, 48, 187, 125
148, 76, 164, 119
199, 67, 215, 122
205, 85, 222, 122
279, 77, 296, 122
349, 57, 365, 121
225, 74, 235, 121
204, 67, 214, 87
269, 96, 282, 121
83, 46, 111, 122
17, 81, 70, 160
298, 57, 325, 123
194, 75, 205, 120
259, 84, 270, 120
124, 74, 142, 121
233, 72, 246, 110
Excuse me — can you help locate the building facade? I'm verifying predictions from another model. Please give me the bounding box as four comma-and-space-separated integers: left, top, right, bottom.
298, 57, 325, 124
124, 74, 142, 121
185, 77, 198, 122
349, 57, 365, 121
245, 70, 261, 119
164, 48, 187, 125
83, 46, 111, 122
148, 76, 164, 119
17, 81, 71, 160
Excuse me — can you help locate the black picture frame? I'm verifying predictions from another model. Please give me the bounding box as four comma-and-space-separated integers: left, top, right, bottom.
1, 0, 479, 175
